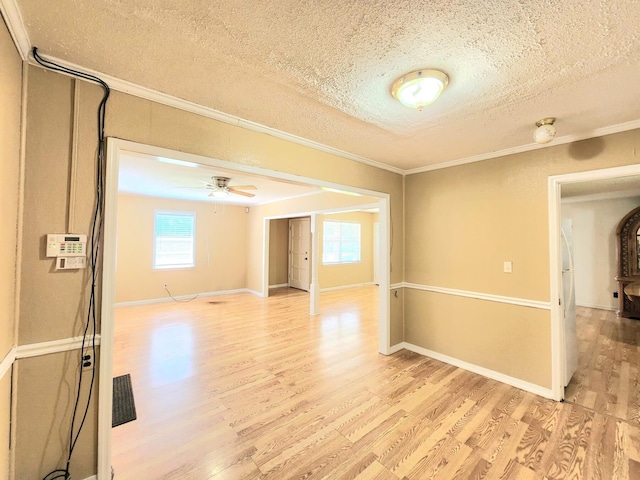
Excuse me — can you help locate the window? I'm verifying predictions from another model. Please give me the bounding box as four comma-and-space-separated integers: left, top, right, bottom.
154, 211, 195, 269
322, 220, 361, 264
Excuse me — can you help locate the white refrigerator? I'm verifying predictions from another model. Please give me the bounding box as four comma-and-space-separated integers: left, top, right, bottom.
562, 218, 578, 386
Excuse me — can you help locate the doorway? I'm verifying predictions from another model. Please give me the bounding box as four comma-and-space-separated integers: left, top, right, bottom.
288, 217, 311, 291
549, 164, 640, 401
98, 138, 393, 479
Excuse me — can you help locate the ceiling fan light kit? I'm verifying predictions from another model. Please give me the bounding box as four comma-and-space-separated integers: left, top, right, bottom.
533, 117, 557, 144
204, 176, 256, 199
391, 69, 449, 110
209, 190, 229, 198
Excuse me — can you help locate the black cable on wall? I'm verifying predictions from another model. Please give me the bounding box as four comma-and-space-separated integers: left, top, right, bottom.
32, 47, 110, 480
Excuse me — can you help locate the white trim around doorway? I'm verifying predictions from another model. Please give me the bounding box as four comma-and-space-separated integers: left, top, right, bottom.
548, 164, 640, 401
98, 138, 393, 480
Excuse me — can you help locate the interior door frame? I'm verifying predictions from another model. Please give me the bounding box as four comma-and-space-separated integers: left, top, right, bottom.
548, 163, 640, 401
98, 138, 392, 479
288, 216, 311, 291
262, 203, 381, 315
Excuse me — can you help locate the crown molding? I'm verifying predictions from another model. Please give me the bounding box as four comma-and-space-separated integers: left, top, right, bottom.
0, 0, 30, 60
27, 53, 405, 176
405, 118, 640, 175
4, 0, 640, 177
0, 0, 404, 175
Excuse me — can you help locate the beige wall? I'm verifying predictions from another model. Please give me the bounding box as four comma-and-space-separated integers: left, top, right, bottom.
116, 194, 247, 303
562, 196, 640, 310
268, 211, 376, 290
318, 211, 375, 289
0, 375, 10, 480
16, 66, 102, 478
0, 14, 21, 360
0, 16, 23, 480
16, 65, 404, 478
247, 192, 382, 292
405, 290, 551, 387
268, 218, 289, 286
13, 28, 640, 479
405, 130, 640, 389
15, 354, 97, 480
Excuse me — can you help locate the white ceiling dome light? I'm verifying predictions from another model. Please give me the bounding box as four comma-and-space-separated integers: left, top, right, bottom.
534, 117, 557, 144
391, 69, 449, 110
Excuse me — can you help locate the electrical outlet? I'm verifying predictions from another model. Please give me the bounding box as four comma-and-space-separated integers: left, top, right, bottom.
82, 349, 93, 371
163, 283, 168, 289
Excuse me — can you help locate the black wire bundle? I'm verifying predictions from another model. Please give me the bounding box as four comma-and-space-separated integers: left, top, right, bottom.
33, 47, 110, 480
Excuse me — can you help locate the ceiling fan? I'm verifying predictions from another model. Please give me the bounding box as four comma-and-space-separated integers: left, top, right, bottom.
200, 176, 257, 198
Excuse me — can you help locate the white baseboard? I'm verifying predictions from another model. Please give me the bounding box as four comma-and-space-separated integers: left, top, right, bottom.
320, 282, 375, 293
269, 283, 289, 289
386, 343, 405, 355
115, 288, 248, 307
576, 303, 616, 312
400, 341, 554, 400
245, 288, 266, 298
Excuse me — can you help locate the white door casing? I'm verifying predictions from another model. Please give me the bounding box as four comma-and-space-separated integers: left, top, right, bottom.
548, 163, 640, 401
100, 139, 392, 480
373, 222, 380, 285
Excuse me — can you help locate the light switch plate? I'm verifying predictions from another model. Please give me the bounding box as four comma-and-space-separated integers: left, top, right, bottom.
503, 261, 513, 273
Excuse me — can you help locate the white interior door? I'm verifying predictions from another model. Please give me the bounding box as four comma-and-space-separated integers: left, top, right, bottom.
373, 222, 379, 285
289, 217, 311, 291
562, 218, 578, 386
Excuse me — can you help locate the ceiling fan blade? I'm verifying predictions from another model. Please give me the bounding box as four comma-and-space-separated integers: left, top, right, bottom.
229, 185, 257, 190
229, 188, 255, 197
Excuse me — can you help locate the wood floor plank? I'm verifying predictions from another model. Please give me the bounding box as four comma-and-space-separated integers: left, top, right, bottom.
353, 460, 398, 480
543, 405, 593, 479
111, 292, 640, 479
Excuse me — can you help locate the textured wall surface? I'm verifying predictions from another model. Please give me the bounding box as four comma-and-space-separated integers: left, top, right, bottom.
404, 129, 640, 388
318, 211, 375, 289
0, 17, 20, 363
0, 15, 22, 480
15, 353, 98, 480
268, 218, 289, 286
0, 375, 10, 480
562, 197, 640, 310
115, 194, 247, 303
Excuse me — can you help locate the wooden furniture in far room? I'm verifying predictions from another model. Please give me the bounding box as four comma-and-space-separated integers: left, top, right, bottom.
616, 205, 640, 319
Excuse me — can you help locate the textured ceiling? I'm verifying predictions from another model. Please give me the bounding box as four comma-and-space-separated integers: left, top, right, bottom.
13, 0, 640, 170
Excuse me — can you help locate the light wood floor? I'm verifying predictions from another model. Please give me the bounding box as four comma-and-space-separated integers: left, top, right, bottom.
565, 307, 640, 425
112, 288, 640, 479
